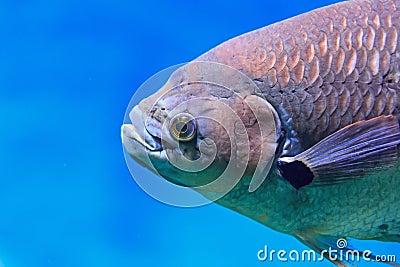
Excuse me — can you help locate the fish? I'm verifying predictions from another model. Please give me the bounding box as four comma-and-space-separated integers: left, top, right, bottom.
121, 0, 400, 265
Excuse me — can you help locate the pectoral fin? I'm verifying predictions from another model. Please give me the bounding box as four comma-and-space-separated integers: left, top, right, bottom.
277, 115, 400, 189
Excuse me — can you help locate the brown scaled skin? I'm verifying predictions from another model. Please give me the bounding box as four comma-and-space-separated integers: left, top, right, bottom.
121, 2, 400, 265
196, 0, 400, 149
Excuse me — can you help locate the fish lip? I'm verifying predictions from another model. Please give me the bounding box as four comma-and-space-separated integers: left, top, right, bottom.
121, 123, 165, 175
121, 123, 163, 152
144, 128, 163, 151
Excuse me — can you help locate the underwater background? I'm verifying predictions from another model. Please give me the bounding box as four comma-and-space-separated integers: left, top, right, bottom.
1, 0, 399, 266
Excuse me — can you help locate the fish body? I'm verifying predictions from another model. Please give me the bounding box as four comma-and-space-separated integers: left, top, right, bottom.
122, 0, 400, 265
197, 0, 400, 149
194, 0, 400, 236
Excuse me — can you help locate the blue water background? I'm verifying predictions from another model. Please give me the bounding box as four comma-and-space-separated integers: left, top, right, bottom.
1, 0, 399, 266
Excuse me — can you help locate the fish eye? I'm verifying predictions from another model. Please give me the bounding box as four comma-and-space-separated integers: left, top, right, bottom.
169, 113, 196, 142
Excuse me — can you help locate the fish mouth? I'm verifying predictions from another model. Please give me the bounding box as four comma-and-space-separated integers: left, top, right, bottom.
121, 105, 166, 170
121, 104, 163, 153
121, 122, 166, 174
121, 123, 162, 152
121, 123, 165, 183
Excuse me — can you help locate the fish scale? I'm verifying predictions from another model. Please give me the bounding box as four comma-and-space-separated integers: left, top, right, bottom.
197, 0, 400, 149
215, 161, 400, 242
193, 0, 400, 254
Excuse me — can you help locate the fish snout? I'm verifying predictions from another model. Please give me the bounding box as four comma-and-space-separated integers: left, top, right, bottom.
122, 105, 163, 152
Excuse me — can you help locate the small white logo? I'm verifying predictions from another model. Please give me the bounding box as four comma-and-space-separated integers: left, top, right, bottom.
336, 238, 348, 249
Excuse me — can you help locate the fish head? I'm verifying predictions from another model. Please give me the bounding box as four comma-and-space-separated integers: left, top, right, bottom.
121, 61, 279, 200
